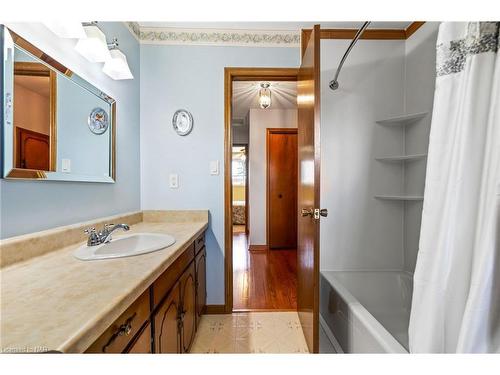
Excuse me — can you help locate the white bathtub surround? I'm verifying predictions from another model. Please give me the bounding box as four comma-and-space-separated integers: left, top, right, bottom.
320, 271, 411, 353
318, 24, 440, 354
409, 22, 500, 353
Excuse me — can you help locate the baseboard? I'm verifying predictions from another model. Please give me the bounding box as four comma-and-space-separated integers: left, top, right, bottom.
248, 244, 268, 252
205, 304, 227, 314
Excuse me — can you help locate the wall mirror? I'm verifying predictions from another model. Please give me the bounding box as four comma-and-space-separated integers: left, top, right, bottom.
1, 26, 116, 183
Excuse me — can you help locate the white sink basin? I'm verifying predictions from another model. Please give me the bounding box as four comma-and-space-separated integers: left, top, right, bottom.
74, 233, 176, 261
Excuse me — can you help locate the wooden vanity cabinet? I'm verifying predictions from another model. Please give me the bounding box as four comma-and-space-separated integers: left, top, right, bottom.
86, 231, 206, 354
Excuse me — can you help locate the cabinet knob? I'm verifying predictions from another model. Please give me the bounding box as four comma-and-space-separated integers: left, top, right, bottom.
101, 312, 137, 352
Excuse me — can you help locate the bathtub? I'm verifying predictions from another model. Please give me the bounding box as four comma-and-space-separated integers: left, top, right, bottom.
320, 271, 413, 353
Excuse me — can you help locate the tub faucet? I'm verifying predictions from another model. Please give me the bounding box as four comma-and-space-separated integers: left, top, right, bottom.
84, 223, 130, 246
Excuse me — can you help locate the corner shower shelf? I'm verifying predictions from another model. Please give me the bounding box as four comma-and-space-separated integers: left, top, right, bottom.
375, 153, 427, 162
374, 195, 424, 201
376, 112, 428, 126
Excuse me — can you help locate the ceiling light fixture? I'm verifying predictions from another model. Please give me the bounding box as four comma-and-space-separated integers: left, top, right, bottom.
43, 21, 86, 39
74, 23, 111, 63
259, 82, 272, 109
102, 38, 134, 80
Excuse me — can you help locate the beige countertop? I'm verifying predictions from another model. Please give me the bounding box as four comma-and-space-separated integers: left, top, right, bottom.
0, 210, 208, 353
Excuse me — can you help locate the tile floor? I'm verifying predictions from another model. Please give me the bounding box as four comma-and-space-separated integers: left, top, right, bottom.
189, 312, 309, 353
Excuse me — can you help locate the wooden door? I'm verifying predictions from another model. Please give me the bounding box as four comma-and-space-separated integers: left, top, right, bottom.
15, 127, 50, 170
195, 247, 207, 327
267, 128, 298, 249
179, 262, 196, 353
154, 281, 181, 353
297, 25, 321, 353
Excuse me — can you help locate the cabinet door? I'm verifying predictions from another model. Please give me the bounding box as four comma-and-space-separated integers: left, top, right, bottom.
195, 246, 207, 326
154, 282, 181, 353
179, 262, 196, 353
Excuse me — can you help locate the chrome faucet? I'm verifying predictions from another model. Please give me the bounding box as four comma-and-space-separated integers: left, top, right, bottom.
84, 223, 130, 246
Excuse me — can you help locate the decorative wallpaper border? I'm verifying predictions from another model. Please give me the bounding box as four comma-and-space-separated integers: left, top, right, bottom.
125, 22, 300, 47
126, 22, 141, 41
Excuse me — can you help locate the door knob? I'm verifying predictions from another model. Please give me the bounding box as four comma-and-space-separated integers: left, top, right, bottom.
301, 208, 314, 217
313, 208, 328, 219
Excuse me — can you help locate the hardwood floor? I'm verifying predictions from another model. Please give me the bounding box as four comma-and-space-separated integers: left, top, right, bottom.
233, 230, 297, 310
232, 225, 246, 234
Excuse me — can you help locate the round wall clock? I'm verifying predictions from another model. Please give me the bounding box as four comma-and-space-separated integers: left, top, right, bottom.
88, 107, 109, 135
172, 109, 194, 136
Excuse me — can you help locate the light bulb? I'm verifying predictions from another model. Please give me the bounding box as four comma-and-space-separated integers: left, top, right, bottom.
75, 25, 110, 63
103, 49, 134, 80
259, 82, 272, 109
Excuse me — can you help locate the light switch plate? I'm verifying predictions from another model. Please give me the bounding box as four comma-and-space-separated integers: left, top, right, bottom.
210, 160, 219, 175
169, 173, 179, 188
61, 158, 71, 173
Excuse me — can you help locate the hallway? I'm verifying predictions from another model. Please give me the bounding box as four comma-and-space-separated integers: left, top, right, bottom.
233, 231, 297, 310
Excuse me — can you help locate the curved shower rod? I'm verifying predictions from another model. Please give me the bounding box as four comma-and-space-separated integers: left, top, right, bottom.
329, 21, 371, 90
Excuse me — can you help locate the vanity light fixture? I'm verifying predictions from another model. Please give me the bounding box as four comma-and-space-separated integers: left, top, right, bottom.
102, 38, 134, 80
43, 21, 86, 39
259, 82, 272, 109
75, 23, 111, 63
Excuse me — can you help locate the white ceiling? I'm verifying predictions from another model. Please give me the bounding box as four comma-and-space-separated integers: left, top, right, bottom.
232, 81, 297, 120
138, 22, 412, 31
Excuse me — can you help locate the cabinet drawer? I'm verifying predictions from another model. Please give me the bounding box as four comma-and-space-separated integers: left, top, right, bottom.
152, 243, 195, 310
86, 290, 150, 353
194, 233, 205, 255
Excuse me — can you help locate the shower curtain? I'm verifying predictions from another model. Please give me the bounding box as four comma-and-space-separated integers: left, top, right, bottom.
409, 22, 500, 353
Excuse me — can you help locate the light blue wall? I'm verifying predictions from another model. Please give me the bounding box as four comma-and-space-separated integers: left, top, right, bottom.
140, 44, 300, 304
1, 22, 141, 238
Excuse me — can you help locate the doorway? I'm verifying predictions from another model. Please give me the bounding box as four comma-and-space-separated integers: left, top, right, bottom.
225, 68, 299, 312
232, 125, 298, 310
13, 61, 57, 172
221, 25, 327, 354
224, 25, 321, 352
